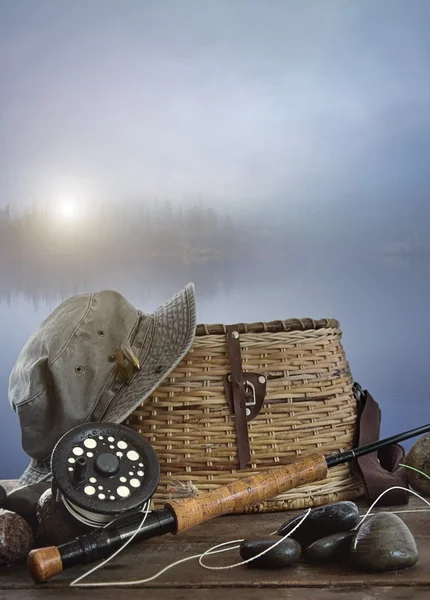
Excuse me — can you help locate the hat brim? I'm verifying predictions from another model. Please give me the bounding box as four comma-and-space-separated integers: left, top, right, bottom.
101, 282, 197, 424
16, 282, 196, 484
18, 459, 51, 487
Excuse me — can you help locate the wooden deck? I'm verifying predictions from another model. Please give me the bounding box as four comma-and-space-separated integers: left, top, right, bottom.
1, 481, 429, 599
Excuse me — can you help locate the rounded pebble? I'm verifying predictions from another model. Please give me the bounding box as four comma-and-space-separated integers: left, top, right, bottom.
0, 509, 34, 565
277, 501, 360, 547
305, 531, 355, 562
404, 433, 430, 495
350, 512, 419, 572
0, 485, 7, 508
239, 537, 301, 569
3, 481, 50, 532
36, 489, 79, 546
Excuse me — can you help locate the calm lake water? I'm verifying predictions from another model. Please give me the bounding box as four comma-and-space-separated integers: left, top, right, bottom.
1, 249, 429, 480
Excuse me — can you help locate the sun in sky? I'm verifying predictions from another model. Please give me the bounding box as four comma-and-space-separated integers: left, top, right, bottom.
56, 198, 81, 221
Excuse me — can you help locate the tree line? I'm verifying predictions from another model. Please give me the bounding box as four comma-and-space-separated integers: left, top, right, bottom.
0, 200, 262, 262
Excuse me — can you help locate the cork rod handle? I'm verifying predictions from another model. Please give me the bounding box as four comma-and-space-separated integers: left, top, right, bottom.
27, 546, 63, 584
165, 452, 328, 532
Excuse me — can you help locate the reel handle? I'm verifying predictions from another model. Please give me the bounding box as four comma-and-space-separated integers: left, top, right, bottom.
165, 452, 328, 531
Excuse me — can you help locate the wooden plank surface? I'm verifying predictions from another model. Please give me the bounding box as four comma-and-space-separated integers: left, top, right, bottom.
2, 588, 430, 600
1, 481, 430, 600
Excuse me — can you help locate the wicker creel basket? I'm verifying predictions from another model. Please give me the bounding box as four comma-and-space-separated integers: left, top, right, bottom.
125, 317, 364, 512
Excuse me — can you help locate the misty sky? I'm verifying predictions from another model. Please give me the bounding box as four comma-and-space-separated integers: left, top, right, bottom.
1, 0, 430, 213
2, 0, 430, 478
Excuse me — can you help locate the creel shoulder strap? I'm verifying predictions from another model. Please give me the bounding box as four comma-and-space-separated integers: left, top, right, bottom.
351, 386, 409, 505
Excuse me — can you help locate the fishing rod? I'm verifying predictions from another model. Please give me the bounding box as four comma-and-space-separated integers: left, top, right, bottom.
27, 422, 430, 583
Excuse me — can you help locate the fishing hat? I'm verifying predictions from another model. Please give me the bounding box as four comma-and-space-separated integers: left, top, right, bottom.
8, 283, 196, 486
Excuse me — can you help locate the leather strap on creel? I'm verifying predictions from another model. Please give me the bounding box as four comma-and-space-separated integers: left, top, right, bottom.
351, 387, 409, 505
225, 325, 251, 469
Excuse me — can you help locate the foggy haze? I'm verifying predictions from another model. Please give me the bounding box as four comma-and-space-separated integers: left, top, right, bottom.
1, 0, 430, 217
1, 1, 430, 480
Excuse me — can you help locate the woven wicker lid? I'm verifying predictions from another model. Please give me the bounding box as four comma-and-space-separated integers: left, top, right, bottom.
196, 317, 340, 336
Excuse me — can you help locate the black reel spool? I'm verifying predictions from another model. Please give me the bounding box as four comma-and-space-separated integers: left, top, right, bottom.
50, 422, 160, 529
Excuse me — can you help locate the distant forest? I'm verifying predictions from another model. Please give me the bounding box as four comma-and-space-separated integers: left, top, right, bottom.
0, 198, 428, 307
0, 200, 265, 262
0, 199, 288, 306
1, 196, 427, 271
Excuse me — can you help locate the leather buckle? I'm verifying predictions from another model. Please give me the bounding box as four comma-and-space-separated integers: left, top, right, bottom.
225, 373, 267, 422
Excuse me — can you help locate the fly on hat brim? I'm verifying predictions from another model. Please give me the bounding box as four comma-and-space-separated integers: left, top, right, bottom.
100, 281, 197, 424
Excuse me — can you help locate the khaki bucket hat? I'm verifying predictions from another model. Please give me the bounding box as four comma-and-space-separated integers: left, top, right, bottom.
8, 283, 196, 486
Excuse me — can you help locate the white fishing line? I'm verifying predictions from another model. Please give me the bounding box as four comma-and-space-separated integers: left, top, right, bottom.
70, 478, 430, 587
70, 507, 312, 587
353, 487, 430, 529
70, 499, 152, 587
197, 507, 312, 571
359, 508, 430, 518
62, 495, 115, 527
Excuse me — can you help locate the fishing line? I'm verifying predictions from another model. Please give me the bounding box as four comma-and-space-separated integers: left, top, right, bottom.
61, 495, 116, 528
70, 499, 152, 587
266, 507, 430, 535
351, 463, 430, 531
70, 507, 312, 586
69, 464, 430, 587
354, 463, 430, 520
198, 507, 312, 571
399, 462, 430, 480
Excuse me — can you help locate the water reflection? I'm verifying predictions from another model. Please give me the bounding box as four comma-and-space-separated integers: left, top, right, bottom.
1, 247, 429, 480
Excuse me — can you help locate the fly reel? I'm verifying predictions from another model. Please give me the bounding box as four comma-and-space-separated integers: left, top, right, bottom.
49, 422, 160, 530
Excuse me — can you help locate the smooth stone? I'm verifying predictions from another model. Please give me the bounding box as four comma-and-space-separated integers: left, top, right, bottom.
0, 486, 6, 509
36, 488, 80, 546
305, 531, 355, 562
404, 433, 430, 495
350, 512, 419, 572
239, 537, 302, 568
0, 509, 34, 565
277, 501, 360, 547
6, 481, 50, 532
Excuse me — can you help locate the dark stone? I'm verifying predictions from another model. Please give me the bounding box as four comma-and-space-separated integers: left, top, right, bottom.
36, 488, 81, 546
6, 481, 50, 532
350, 512, 419, 572
0, 509, 34, 565
305, 531, 355, 562
0, 485, 6, 508
404, 433, 430, 495
239, 537, 302, 568
277, 501, 360, 547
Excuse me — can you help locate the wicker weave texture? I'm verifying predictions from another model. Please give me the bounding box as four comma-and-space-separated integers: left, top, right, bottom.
126, 318, 364, 511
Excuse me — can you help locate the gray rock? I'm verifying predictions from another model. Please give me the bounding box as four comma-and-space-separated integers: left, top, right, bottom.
239, 537, 302, 568
6, 481, 50, 532
404, 433, 430, 495
36, 488, 80, 546
277, 501, 359, 547
350, 512, 419, 572
305, 531, 355, 562
0, 485, 6, 508
0, 509, 34, 565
